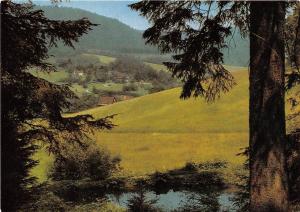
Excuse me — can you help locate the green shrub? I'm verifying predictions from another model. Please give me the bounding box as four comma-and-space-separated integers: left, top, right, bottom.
123, 83, 138, 92
22, 191, 69, 212
22, 191, 126, 212
183, 162, 198, 172
49, 142, 121, 181
72, 201, 126, 212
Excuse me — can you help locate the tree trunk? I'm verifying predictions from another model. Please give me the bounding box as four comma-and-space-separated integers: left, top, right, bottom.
249, 2, 289, 211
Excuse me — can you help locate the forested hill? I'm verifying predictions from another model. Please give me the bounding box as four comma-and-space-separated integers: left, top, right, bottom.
38, 6, 159, 55
38, 5, 249, 67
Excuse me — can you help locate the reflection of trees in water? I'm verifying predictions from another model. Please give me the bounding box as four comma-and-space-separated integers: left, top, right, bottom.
175, 191, 220, 212
230, 172, 249, 212
127, 181, 161, 212
230, 148, 249, 212
155, 161, 228, 212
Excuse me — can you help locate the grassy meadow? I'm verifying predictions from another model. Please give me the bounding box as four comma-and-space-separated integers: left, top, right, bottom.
31, 67, 300, 183
83, 71, 249, 133
144, 62, 168, 72
83, 53, 168, 72
82, 53, 117, 65
30, 69, 68, 83
80, 70, 249, 181
32, 70, 249, 182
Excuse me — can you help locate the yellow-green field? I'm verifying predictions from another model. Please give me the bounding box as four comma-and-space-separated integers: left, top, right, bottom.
82, 53, 116, 64
144, 62, 168, 72
78, 71, 249, 133
32, 70, 249, 181
82, 53, 168, 72
95, 132, 247, 179
82, 70, 249, 181
32, 69, 299, 183
30, 69, 68, 83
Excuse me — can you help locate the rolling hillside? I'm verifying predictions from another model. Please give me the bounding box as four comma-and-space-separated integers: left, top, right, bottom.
77, 70, 249, 133
36, 5, 249, 66
33, 70, 249, 181
68, 70, 249, 179
37, 6, 158, 56
31, 68, 299, 181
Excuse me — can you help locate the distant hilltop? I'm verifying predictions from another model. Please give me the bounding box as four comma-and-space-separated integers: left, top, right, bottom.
37, 5, 249, 67
37, 5, 158, 56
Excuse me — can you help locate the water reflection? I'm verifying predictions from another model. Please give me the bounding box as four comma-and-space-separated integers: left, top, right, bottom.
107, 190, 236, 212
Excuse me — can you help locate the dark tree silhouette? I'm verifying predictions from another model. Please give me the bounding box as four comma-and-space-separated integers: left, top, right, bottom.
132, 1, 239, 101
285, 5, 300, 123
1, 2, 114, 211
286, 4, 300, 83
130, 1, 300, 211
249, 3, 289, 211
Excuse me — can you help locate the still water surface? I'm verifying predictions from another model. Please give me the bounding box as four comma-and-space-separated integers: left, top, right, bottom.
107, 190, 236, 211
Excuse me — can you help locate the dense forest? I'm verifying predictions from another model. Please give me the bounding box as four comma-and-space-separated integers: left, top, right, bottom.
38, 6, 159, 55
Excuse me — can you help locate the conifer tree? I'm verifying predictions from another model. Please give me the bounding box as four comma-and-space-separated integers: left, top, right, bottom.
131, 1, 300, 211
1, 2, 114, 211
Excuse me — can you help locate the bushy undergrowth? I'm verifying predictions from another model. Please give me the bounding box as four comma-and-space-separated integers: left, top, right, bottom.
71, 200, 126, 212
49, 141, 121, 181
22, 190, 125, 212
24, 192, 69, 212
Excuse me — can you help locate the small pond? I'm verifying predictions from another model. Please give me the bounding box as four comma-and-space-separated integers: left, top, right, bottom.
107, 190, 237, 211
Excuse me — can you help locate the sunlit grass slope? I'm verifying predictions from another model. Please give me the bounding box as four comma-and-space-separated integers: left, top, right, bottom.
82, 53, 116, 64
144, 62, 168, 71
79, 71, 249, 133
70, 70, 250, 179
30, 69, 68, 83
33, 70, 250, 181
32, 69, 299, 181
